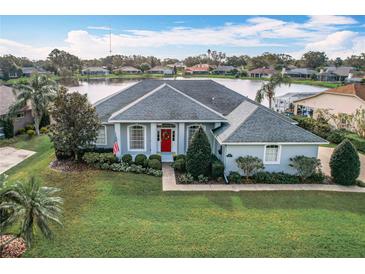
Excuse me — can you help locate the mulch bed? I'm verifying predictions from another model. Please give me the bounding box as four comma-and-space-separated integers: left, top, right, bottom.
0, 234, 27, 258
49, 159, 91, 172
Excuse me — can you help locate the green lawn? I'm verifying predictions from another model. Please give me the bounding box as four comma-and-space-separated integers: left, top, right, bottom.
3, 136, 365, 257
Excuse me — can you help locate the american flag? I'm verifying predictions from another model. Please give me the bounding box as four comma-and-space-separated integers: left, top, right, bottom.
113, 140, 119, 155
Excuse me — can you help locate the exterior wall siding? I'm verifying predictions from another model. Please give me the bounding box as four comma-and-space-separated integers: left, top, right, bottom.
94, 124, 115, 149
223, 144, 319, 174
12, 110, 33, 133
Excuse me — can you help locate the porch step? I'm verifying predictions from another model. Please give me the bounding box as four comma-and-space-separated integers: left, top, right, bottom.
161, 153, 174, 163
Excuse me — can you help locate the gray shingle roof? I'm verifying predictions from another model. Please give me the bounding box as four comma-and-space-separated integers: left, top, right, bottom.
109, 84, 226, 121
223, 108, 326, 143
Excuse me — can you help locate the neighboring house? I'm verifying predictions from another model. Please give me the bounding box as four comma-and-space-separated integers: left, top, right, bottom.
293, 83, 365, 124
185, 64, 211, 75
94, 80, 326, 174
147, 66, 174, 75
113, 66, 142, 74
274, 92, 319, 114
0, 85, 33, 134
22, 66, 50, 77
249, 67, 275, 78
318, 66, 354, 82
167, 62, 186, 69
81, 67, 109, 76
285, 68, 318, 79
212, 66, 237, 75
345, 72, 365, 83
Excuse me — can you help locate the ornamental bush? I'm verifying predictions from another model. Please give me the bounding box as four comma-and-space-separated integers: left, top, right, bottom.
82, 152, 117, 165
236, 156, 264, 182
149, 154, 162, 162
228, 171, 241, 184
178, 173, 194, 184
135, 154, 147, 166
289, 155, 321, 182
172, 158, 185, 172
40, 127, 49, 134
26, 129, 35, 138
173, 154, 186, 162
345, 133, 365, 153
148, 159, 162, 170
327, 129, 346, 144
186, 127, 211, 178
330, 139, 360, 185
211, 160, 224, 179
253, 171, 300, 184
121, 154, 133, 164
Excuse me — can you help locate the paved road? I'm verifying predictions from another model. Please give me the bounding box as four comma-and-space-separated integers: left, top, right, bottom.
318, 146, 365, 181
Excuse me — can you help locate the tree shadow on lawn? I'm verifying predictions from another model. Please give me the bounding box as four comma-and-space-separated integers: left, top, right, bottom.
237, 191, 365, 215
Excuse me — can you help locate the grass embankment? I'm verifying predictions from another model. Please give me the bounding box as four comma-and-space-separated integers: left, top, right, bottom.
2, 136, 365, 257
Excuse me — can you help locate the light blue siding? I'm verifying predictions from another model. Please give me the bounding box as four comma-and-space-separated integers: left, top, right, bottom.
223, 144, 319, 174
95, 125, 115, 149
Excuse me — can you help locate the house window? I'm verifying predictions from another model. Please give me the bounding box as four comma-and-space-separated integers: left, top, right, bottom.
16, 112, 25, 119
128, 125, 146, 151
187, 124, 205, 147
96, 126, 107, 145
264, 145, 281, 164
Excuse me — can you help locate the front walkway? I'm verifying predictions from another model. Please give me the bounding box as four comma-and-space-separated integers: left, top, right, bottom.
0, 146, 35, 174
162, 164, 365, 193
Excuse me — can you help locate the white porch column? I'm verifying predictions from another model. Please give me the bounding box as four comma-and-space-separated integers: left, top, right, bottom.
150, 123, 157, 154
178, 122, 185, 154
114, 123, 122, 158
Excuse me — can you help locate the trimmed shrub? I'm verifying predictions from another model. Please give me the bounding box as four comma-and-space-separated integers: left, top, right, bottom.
327, 129, 346, 144
135, 154, 147, 166
330, 139, 360, 185
173, 154, 186, 162
292, 115, 331, 139
148, 159, 162, 170
236, 156, 264, 182
345, 133, 365, 153
172, 158, 185, 172
82, 152, 117, 165
253, 172, 300, 184
186, 127, 211, 178
121, 154, 133, 164
25, 124, 35, 131
289, 155, 321, 182
306, 171, 325, 184
197, 174, 209, 183
40, 127, 48, 134
149, 154, 162, 162
178, 173, 194, 184
228, 171, 241, 184
26, 129, 35, 138
0, 118, 14, 138
211, 160, 224, 179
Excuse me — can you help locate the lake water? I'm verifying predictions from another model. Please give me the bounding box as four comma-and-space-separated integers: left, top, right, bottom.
65, 78, 327, 106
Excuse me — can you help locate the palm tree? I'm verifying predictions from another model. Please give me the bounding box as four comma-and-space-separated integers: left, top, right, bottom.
255, 73, 291, 109
11, 74, 58, 135
0, 177, 63, 248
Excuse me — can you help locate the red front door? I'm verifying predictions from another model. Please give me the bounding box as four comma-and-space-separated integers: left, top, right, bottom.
161, 129, 172, 152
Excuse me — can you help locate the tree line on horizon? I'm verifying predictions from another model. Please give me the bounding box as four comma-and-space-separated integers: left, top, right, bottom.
1, 48, 365, 80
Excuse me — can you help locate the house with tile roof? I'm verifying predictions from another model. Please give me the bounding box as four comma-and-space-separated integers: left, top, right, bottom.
113, 66, 142, 74
185, 64, 211, 74
249, 67, 275, 78
318, 66, 354, 82
293, 83, 365, 124
94, 79, 326, 174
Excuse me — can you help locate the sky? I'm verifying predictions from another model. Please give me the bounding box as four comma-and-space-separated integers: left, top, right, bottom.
0, 15, 365, 60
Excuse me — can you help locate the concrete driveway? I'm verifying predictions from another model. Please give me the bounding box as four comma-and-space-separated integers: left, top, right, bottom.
318, 147, 365, 181
0, 147, 35, 174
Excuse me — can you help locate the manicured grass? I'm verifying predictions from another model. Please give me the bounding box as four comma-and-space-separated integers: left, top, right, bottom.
3, 136, 365, 257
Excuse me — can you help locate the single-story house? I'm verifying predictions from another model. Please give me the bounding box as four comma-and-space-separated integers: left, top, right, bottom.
81, 67, 109, 76
113, 66, 142, 74
0, 85, 33, 134
167, 62, 186, 69
318, 66, 354, 82
147, 66, 174, 75
285, 68, 318, 79
274, 92, 320, 114
22, 66, 51, 77
249, 67, 275, 78
293, 83, 365, 126
185, 64, 211, 75
212, 66, 237, 75
94, 80, 326, 174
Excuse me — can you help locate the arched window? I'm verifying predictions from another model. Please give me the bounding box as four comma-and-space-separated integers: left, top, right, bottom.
264, 145, 281, 164
128, 124, 146, 151
187, 124, 206, 148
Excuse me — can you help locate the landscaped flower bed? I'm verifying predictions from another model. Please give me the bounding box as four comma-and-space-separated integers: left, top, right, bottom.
82, 152, 162, 177
0, 234, 27, 258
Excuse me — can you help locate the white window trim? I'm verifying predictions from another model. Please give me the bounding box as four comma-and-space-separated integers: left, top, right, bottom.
127, 124, 147, 152
263, 144, 281, 164
186, 124, 206, 149
95, 125, 107, 145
